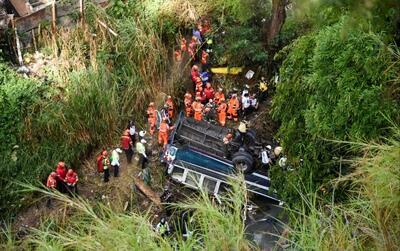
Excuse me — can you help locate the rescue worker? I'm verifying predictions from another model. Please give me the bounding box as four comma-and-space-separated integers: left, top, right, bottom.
204, 82, 214, 101
97, 150, 106, 174
223, 132, 233, 159
141, 166, 151, 186
102, 151, 111, 182
217, 98, 227, 126
201, 50, 209, 66
158, 118, 173, 147
192, 96, 204, 121
165, 95, 174, 119
121, 129, 133, 164
147, 102, 157, 135
174, 49, 182, 61
65, 169, 78, 194
260, 146, 271, 174
136, 139, 148, 169
249, 93, 259, 110
200, 68, 211, 84
56, 161, 67, 193
110, 148, 123, 177
156, 217, 170, 237
188, 36, 197, 61
204, 99, 216, 122
46, 172, 57, 208
191, 65, 200, 83
180, 37, 187, 52
214, 87, 225, 105
258, 77, 268, 102
184, 92, 193, 117
227, 94, 240, 121
139, 130, 147, 141
241, 90, 251, 119
128, 120, 137, 145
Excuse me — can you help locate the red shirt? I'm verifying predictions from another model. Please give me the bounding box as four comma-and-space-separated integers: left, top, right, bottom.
46, 176, 57, 188
204, 87, 214, 100
121, 135, 131, 150
191, 70, 200, 82
65, 172, 78, 184
56, 166, 67, 180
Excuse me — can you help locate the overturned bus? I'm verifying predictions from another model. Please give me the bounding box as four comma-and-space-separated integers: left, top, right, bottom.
162, 113, 282, 205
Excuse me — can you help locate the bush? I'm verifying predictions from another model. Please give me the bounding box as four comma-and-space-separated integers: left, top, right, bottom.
271, 18, 400, 204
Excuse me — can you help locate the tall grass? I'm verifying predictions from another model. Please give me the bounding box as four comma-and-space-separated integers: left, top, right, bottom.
6, 176, 253, 250
286, 126, 400, 250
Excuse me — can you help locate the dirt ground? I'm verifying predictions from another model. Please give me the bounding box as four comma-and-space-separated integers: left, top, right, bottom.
12, 137, 166, 237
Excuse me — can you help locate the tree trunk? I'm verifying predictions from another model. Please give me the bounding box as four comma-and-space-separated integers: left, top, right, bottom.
265, 0, 287, 46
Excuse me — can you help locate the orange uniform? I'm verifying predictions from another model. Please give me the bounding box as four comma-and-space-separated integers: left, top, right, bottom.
174, 50, 182, 61
192, 101, 204, 121
201, 50, 209, 65
165, 97, 174, 119
227, 96, 240, 121
147, 104, 157, 135
188, 37, 197, 60
217, 101, 227, 126
181, 37, 187, 52
214, 91, 225, 105
158, 121, 170, 147
184, 93, 193, 117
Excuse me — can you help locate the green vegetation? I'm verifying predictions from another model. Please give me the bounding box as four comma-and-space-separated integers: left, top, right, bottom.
1, 0, 400, 250
1, 178, 251, 250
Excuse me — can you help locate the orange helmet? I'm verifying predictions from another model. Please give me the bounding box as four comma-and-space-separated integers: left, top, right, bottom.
184, 92, 191, 98
220, 98, 226, 102
149, 102, 155, 107
50, 172, 57, 177
57, 161, 65, 168
195, 96, 201, 101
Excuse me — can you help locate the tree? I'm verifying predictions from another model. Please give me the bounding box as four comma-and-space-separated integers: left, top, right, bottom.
265, 0, 288, 46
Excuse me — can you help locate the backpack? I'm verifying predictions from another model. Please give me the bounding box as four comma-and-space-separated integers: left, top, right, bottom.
97, 154, 104, 173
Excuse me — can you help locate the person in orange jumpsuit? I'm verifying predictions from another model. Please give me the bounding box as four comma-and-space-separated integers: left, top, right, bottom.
147, 102, 157, 135
201, 50, 209, 65
227, 94, 240, 121
188, 36, 197, 61
195, 77, 203, 93
184, 92, 193, 117
174, 49, 182, 61
158, 118, 173, 147
180, 37, 187, 52
165, 96, 174, 119
192, 96, 204, 121
214, 87, 225, 105
217, 98, 227, 126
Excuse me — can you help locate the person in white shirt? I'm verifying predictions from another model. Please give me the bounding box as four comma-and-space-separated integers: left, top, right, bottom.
241, 90, 251, 119
260, 145, 272, 173
136, 139, 148, 169
111, 148, 123, 177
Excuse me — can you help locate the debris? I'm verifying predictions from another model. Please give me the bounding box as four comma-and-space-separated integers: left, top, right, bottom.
133, 177, 161, 207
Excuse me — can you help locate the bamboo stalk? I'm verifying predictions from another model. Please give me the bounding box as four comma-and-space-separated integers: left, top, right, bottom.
97, 19, 118, 37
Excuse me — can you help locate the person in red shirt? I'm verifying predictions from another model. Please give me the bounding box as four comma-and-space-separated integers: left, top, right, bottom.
121, 129, 133, 164
65, 169, 78, 195
204, 82, 214, 101
46, 172, 57, 208
56, 161, 67, 193
147, 102, 157, 135
191, 65, 200, 83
